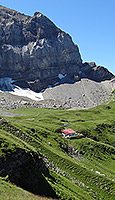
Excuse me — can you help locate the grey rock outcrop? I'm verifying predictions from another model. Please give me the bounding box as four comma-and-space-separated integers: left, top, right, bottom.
0, 5, 82, 91
80, 62, 114, 81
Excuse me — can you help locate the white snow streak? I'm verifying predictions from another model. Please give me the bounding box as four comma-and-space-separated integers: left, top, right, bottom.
0, 77, 44, 101
10, 87, 44, 101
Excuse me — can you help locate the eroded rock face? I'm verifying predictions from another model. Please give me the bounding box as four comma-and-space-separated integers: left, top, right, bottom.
80, 62, 114, 81
0, 5, 82, 91
0, 5, 114, 92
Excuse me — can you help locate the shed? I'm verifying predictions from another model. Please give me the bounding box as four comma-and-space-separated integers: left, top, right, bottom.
61, 129, 76, 137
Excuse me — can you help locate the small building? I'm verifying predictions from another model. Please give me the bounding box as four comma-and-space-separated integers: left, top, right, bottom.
61, 129, 76, 138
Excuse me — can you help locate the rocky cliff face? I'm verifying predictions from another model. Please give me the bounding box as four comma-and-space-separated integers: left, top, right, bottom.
0, 5, 82, 91
0, 5, 114, 92
80, 62, 114, 81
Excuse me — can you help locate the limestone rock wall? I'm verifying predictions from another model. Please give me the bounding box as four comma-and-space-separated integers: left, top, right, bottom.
0, 5, 114, 92
0, 6, 82, 91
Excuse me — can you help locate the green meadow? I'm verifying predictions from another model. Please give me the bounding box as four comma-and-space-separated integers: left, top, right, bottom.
0, 98, 115, 199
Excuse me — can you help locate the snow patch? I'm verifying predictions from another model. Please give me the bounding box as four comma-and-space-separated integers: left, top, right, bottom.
0, 77, 44, 101
10, 86, 44, 101
58, 74, 67, 79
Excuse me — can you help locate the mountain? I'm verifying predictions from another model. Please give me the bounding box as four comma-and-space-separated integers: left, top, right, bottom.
0, 5, 82, 91
0, 5, 114, 93
0, 6, 115, 200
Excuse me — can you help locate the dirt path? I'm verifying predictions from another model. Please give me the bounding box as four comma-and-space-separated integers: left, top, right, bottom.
0, 110, 23, 117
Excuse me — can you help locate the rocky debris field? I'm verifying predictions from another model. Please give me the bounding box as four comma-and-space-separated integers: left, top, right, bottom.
0, 78, 114, 110
0, 90, 62, 110
43, 78, 115, 109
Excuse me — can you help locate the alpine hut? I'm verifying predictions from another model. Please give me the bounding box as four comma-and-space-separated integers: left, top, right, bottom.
61, 129, 76, 138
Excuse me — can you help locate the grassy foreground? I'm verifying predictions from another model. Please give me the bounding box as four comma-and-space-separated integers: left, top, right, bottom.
0, 98, 115, 199
0, 177, 55, 200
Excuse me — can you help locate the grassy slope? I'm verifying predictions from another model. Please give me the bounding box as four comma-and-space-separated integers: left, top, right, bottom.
0, 99, 115, 200
0, 177, 55, 200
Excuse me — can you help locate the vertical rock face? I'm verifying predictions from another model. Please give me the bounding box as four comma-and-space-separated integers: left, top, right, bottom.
0, 5, 82, 91
0, 5, 114, 93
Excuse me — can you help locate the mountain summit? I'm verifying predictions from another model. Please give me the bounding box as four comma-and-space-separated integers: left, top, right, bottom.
0, 5, 114, 92
0, 5, 82, 91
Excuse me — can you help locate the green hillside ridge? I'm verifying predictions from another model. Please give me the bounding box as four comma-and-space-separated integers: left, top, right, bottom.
0, 99, 115, 199
0, 177, 56, 200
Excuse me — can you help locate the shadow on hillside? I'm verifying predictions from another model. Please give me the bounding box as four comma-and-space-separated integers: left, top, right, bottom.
0, 148, 57, 198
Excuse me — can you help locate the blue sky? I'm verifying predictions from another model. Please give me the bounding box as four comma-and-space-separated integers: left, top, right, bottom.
0, 0, 115, 74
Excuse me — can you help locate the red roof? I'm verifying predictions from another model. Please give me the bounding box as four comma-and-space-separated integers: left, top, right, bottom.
61, 129, 76, 135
